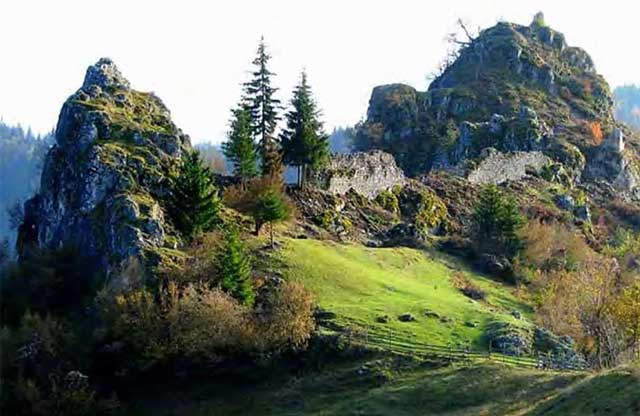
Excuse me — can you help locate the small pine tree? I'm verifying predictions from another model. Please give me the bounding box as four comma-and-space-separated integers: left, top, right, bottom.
217, 226, 254, 305
223, 102, 258, 184
244, 36, 282, 177
472, 184, 524, 259
168, 151, 220, 242
255, 189, 290, 248
281, 70, 330, 187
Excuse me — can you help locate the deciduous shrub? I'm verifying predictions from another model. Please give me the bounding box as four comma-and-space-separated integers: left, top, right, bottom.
224, 176, 294, 237
104, 280, 315, 370
452, 272, 487, 301
0, 312, 110, 416
518, 220, 591, 273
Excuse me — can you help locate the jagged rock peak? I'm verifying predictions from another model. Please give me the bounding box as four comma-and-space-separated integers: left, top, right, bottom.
82, 57, 130, 90
18, 58, 189, 288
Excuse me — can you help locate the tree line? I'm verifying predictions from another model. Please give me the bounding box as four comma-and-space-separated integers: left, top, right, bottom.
223, 36, 330, 188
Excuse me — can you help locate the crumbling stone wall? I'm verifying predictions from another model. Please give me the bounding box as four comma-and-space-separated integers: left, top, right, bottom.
312, 150, 406, 198
467, 148, 551, 185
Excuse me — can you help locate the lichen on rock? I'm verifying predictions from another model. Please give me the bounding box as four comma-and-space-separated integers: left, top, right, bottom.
18, 58, 190, 288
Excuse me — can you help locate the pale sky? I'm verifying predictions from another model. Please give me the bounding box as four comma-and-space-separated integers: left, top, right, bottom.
0, 0, 638, 143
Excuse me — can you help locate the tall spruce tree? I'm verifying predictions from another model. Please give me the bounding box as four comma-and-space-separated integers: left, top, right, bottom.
168, 151, 220, 242
223, 102, 258, 184
281, 70, 330, 187
217, 226, 254, 306
244, 36, 282, 177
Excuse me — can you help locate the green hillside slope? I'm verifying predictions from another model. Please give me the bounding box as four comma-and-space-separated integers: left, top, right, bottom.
282, 238, 532, 351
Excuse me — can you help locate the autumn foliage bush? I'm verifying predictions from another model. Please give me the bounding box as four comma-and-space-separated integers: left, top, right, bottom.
518, 220, 591, 273
585, 121, 603, 145
104, 280, 315, 370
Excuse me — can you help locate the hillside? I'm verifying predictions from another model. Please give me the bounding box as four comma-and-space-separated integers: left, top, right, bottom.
282, 238, 530, 350
129, 361, 640, 416
126, 240, 637, 416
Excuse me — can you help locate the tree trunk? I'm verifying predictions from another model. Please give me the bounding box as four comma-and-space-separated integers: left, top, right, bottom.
301, 164, 307, 189
270, 222, 274, 248
254, 220, 262, 236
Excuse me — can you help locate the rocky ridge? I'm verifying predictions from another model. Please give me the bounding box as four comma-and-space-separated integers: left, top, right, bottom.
18, 58, 190, 287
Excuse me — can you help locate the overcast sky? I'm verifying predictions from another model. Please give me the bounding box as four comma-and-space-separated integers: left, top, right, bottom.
1, 0, 638, 143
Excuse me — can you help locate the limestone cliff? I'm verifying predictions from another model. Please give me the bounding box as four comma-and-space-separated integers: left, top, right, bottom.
18, 58, 189, 286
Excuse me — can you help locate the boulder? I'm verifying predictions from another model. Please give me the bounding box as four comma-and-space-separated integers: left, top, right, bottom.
380, 223, 428, 249
476, 254, 513, 277
554, 195, 575, 211
486, 321, 531, 356
398, 313, 416, 322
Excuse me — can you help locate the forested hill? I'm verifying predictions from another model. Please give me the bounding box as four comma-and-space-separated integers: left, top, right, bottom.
0, 121, 52, 258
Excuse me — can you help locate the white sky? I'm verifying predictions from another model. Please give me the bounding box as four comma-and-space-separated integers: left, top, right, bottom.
0, 0, 638, 143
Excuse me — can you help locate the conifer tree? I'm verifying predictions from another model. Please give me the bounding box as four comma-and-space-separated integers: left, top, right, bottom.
217, 226, 254, 306
244, 36, 282, 177
223, 101, 258, 184
168, 151, 220, 242
472, 184, 523, 259
281, 70, 330, 187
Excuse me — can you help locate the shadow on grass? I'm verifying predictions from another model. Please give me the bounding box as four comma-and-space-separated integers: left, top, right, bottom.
526, 367, 640, 416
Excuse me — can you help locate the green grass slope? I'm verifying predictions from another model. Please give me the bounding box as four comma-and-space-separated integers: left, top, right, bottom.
281, 238, 531, 351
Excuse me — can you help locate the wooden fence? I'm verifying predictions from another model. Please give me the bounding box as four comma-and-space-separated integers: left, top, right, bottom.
340, 328, 587, 372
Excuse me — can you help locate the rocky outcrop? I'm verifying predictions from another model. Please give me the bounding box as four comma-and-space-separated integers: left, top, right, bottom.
583, 128, 640, 198
355, 14, 619, 182
311, 151, 406, 198
18, 58, 189, 287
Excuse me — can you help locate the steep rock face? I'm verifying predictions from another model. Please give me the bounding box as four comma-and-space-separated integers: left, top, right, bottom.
311, 151, 406, 198
18, 58, 189, 286
355, 14, 640, 197
583, 128, 640, 197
